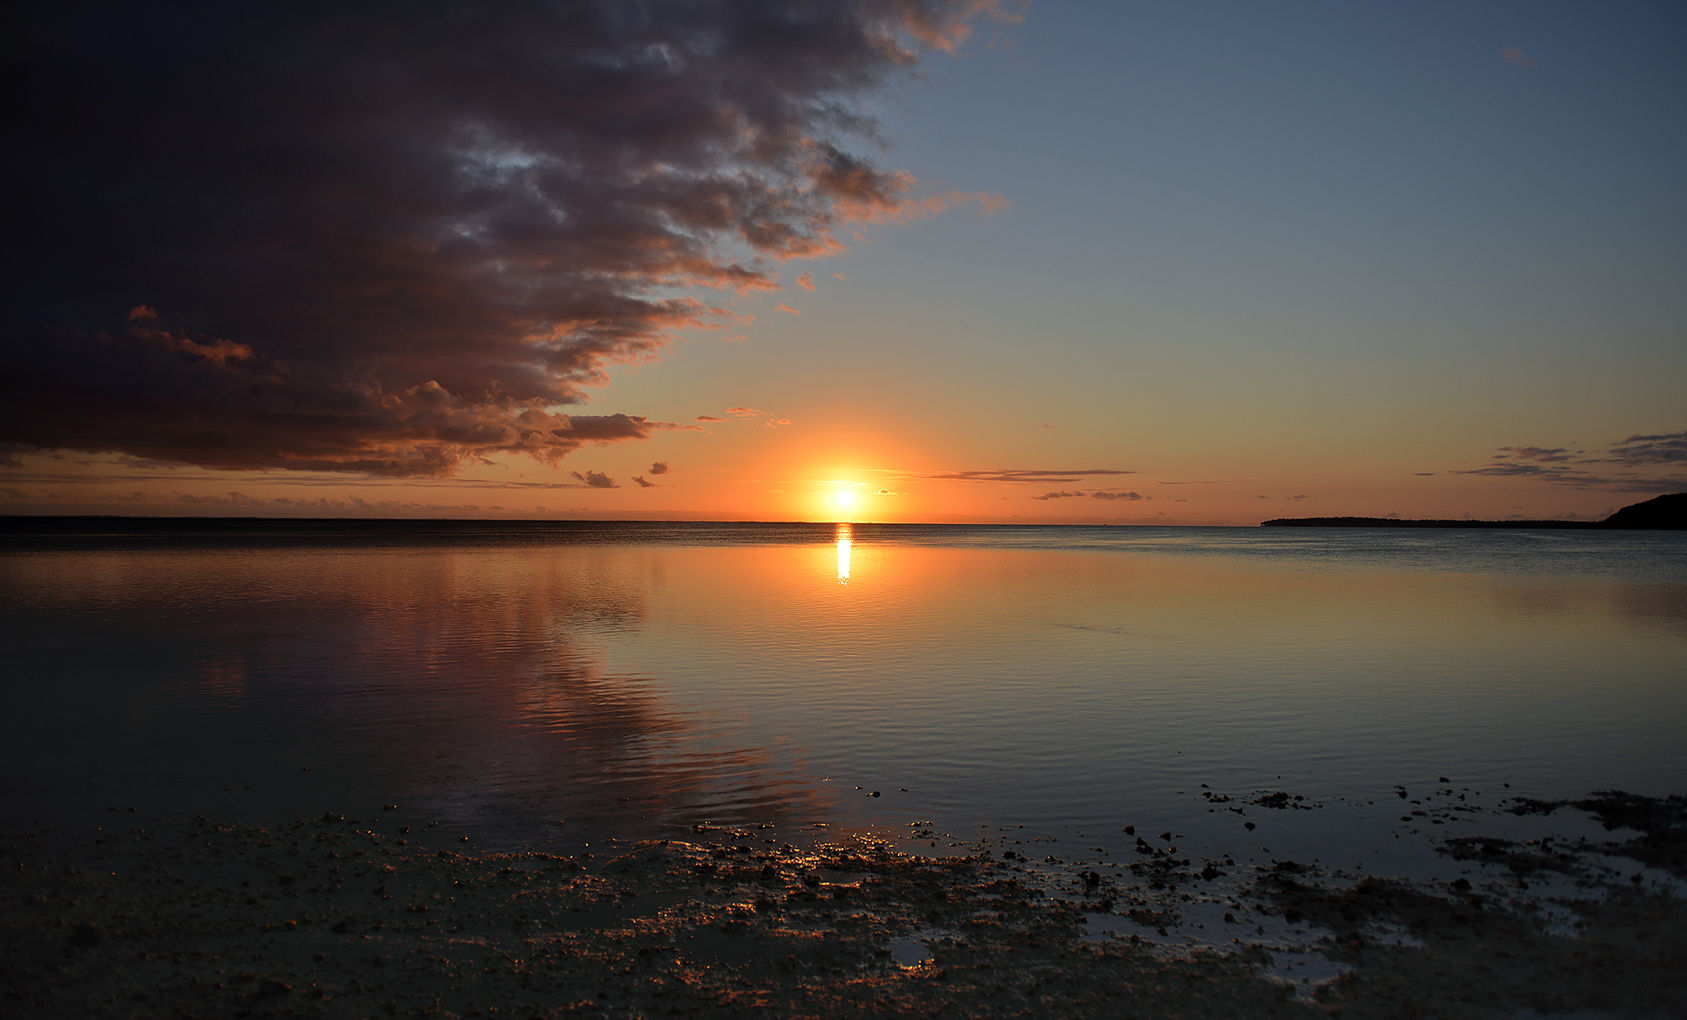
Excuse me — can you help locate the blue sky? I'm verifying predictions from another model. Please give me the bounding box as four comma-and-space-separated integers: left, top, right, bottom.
583, 3, 1687, 520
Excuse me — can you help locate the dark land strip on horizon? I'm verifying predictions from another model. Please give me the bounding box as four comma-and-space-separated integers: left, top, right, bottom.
1263, 492, 1686, 530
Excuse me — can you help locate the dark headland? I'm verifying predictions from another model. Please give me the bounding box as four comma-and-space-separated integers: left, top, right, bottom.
1263, 492, 1687, 529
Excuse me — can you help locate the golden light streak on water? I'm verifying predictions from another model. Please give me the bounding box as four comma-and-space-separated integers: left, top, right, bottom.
835, 522, 852, 584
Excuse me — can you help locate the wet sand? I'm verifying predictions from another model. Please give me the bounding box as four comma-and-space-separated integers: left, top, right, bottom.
4, 791, 1684, 1017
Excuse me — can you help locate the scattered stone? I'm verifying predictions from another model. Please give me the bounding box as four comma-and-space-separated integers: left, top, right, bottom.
6, 792, 1685, 1017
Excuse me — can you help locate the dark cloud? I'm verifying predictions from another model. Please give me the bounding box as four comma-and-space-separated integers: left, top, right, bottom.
632, 475, 654, 488
1032, 489, 1144, 502
649, 461, 670, 475
571, 471, 619, 489
1457, 462, 1579, 480
2, 2, 1009, 476
696, 415, 726, 422
1495, 446, 1576, 463
1609, 431, 1687, 465
1454, 430, 1687, 492
934, 468, 1136, 484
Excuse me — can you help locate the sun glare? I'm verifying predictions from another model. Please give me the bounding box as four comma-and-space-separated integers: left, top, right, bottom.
816, 476, 870, 522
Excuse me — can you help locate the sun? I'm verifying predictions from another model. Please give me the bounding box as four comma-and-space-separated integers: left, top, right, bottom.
832, 489, 857, 510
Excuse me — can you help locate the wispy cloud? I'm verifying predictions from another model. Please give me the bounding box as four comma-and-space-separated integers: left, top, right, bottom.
717, 407, 792, 428
1455, 430, 1687, 491
930, 468, 1136, 484
1501, 46, 1537, 67
1610, 430, 1687, 465
1494, 446, 1577, 463
1032, 489, 1146, 502
1, 3, 1012, 477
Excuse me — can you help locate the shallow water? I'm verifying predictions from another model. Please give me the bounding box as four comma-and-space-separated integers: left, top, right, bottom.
3, 521, 1683, 866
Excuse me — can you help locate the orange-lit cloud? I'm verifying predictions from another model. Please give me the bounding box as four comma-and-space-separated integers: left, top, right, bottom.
896, 0, 1023, 55
1501, 46, 1537, 66
797, 272, 815, 292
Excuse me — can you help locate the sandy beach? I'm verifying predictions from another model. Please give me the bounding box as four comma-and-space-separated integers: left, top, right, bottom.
5, 789, 1683, 1018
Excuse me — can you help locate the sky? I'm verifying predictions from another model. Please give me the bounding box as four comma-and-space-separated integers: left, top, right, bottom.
4, 1, 1684, 525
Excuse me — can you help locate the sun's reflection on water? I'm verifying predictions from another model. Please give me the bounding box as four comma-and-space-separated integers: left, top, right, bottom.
835, 523, 852, 584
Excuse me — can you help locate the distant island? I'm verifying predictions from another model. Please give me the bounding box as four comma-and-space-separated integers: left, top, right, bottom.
1263, 492, 1687, 530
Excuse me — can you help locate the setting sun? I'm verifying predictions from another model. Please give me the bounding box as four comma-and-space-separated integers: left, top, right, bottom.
832, 489, 856, 510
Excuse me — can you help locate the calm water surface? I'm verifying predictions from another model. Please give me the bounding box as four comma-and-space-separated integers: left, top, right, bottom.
3, 521, 1684, 866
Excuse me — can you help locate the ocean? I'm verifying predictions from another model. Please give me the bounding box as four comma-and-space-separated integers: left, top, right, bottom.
3, 518, 1684, 876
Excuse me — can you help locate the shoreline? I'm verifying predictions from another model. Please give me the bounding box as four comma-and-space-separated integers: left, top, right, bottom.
5, 791, 1683, 1017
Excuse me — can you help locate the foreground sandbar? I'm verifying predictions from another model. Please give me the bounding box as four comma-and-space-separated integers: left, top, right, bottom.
4, 792, 1684, 1017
